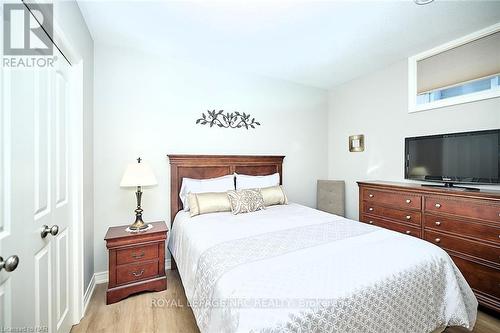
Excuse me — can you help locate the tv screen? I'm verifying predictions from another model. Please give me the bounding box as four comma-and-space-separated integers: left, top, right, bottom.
405, 129, 500, 184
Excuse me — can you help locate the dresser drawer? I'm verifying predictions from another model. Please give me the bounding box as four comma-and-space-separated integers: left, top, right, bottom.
363, 204, 421, 225
116, 260, 159, 285
360, 215, 421, 238
451, 255, 500, 302
362, 189, 421, 210
116, 244, 159, 265
425, 230, 500, 265
424, 214, 500, 245
424, 196, 500, 223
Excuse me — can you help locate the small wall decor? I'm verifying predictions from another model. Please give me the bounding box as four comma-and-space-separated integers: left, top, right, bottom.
349, 134, 365, 152
196, 110, 261, 129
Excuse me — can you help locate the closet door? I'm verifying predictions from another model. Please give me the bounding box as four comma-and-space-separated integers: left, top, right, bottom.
0, 42, 75, 333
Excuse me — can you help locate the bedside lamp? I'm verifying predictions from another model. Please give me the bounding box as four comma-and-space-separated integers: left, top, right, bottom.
120, 157, 158, 232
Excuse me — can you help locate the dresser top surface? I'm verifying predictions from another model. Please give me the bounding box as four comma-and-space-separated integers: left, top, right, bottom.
104, 221, 168, 241
357, 181, 500, 200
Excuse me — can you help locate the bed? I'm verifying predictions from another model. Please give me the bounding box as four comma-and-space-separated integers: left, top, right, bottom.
167, 155, 477, 333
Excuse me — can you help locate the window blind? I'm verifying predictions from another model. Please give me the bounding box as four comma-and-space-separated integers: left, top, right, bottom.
417, 31, 500, 94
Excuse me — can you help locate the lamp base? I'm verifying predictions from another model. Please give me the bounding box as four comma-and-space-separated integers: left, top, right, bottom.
126, 223, 153, 233
126, 186, 152, 233
130, 218, 148, 230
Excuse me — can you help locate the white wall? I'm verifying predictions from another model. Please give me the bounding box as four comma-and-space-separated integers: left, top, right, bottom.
93, 44, 329, 273
53, 1, 94, 293
328, 59, 500, 220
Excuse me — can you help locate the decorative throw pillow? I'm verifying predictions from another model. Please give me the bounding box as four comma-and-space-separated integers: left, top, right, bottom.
187, 192, 232, 217
227, 189, 265, 215
260, 185, 288, 206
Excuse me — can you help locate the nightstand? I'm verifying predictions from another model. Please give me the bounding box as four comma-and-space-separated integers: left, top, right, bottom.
104, 221, 168, 304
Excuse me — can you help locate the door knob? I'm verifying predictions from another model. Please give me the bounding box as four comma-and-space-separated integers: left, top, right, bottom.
0, 255, 19, 272
41, 225, 59, 239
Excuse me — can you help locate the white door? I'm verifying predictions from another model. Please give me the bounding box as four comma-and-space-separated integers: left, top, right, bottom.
0, 36, 75, 333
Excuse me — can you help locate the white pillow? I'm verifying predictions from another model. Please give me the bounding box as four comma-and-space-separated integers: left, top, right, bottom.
235, 172, 280, 190
180, 175, 234, 211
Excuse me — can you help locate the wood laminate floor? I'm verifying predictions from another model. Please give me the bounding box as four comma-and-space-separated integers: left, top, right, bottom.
72, 270, 499, 333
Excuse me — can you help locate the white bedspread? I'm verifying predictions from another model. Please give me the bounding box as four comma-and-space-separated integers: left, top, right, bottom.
168, 203, 477, 333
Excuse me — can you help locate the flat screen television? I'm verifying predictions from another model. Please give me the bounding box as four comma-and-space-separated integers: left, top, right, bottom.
405, 129, 500, 187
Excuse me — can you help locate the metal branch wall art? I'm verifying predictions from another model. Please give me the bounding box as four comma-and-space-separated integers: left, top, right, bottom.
196, 110, 261, 129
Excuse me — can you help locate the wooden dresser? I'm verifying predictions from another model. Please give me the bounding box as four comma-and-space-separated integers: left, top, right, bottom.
104, 221, 168, 304
358, 181, 500, 312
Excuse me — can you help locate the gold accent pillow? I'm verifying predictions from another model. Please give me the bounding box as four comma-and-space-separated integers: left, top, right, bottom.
227, 189, 265, 215
187, 192, 232, 217
260, 185, 288, 207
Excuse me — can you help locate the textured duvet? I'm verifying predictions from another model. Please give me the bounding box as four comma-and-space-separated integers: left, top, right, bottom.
169, 204, 477, 333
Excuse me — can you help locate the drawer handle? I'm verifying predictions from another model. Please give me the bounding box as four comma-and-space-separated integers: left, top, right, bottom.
405, 230, 411, 235
131, 269, 145, 277
435, 238, 441, 243
368, 207, 374, 212
405, 215, 411, 220
405, 199, 411, 204
435, 221, 441, 226
369, 194, 374, 198
132, 251, 145, 259
435, 203, 441, 208
368, 220, 374, 224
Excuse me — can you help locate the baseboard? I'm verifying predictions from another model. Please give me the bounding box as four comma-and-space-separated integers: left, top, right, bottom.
93, 259, 172, 285
83, 274, 96, 316
94, 271, 109, 284
166, 258, 172, 270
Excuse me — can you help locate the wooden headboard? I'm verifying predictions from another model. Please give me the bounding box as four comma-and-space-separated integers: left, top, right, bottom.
168, 154, 285, 222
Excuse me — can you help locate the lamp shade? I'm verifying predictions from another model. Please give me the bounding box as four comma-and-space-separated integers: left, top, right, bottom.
120, 162, 158, 187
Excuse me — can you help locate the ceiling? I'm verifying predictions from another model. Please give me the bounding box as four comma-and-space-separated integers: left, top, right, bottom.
78, 0, 500, 89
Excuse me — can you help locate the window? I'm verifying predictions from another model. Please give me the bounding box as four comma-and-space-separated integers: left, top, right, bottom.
416, 74, 500, 105
408, 23, 500, 113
